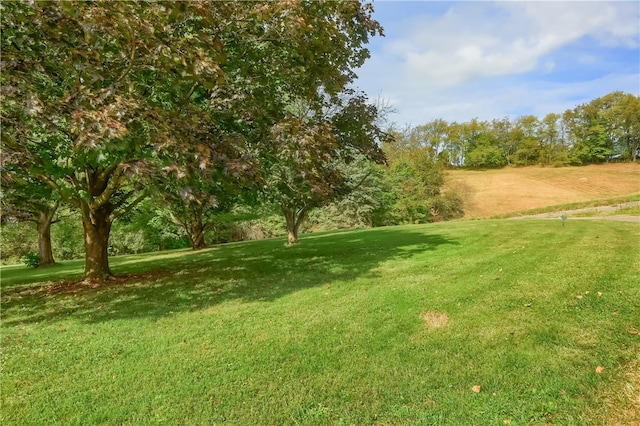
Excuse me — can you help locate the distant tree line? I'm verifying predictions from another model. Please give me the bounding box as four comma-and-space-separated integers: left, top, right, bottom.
402, 91, 640, 169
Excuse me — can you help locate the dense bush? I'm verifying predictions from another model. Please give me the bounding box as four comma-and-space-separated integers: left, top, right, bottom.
466, 145, 508, 169
207, 213, 287, 244
51, 215, 84, 260
21, 252, 40, 268
430, 192, 465, 221
1, 222, 38, 264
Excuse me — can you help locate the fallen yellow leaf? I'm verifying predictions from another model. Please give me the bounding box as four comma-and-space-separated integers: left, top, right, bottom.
471, 385, 481, 393
576, 295, 583, 299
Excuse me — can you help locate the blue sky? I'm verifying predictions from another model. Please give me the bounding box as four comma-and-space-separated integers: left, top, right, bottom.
355, 1, 640, 127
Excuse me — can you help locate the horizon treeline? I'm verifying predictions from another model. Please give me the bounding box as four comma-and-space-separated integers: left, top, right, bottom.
391, 91, 639, 169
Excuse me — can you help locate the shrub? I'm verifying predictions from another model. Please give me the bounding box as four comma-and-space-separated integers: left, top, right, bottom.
108, 229, 147, 256
430, 192, 465, 221
466, 145, 508, 169
0, 222, 38, 264
22, 252, 40, 268
51, 215, 84, 260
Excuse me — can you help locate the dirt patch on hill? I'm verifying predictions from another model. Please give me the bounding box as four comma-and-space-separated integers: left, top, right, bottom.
446, 163, 640, 218
420, 311, 450, 328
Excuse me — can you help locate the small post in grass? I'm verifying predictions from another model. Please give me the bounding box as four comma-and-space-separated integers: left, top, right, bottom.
559, 214, 567, 227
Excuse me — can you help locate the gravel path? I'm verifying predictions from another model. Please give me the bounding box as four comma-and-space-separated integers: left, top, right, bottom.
511, 201, 640, 223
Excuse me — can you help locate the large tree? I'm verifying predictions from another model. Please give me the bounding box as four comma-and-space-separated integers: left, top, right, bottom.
0, 171, 60, 267
264, 93, 388, 245
1, 1, 241, 279
603, 92, 640, 162
157, 134, 256, 250
225, 0, 387, 245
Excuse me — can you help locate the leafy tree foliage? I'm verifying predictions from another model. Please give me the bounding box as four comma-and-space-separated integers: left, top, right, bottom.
264, 115, 339, 245
1, 1, 385, 274
237, 0, 387, 246
380, 131, 463, 224
465, 136, 507, 169
614, 93, 640, 162
308, 157, 389, 230
263, 93, 389, 245
1, 1, 236, 278
109, 198, 188, 255
155, 131, 256, 250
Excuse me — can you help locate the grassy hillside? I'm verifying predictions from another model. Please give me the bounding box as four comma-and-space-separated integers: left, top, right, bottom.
2, 219, 639, 425
446, 163, 640, 217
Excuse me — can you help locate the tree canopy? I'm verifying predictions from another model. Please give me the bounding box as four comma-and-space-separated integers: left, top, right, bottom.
1, 0, 385, 278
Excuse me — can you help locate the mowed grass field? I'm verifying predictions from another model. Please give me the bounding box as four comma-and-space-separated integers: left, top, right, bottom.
447, 163, 640, 217
2, 219, 639, 425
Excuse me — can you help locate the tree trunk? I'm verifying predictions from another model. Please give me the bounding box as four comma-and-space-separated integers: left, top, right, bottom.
287, 227, 298, 246
186, 213, 208, 250
36, 209, 56, 267
190, 226, 207, 250
81, 204, 113, 280
282, 206, 309, 246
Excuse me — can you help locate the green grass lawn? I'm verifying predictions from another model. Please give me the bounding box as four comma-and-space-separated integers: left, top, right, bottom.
2, 219, 639, 425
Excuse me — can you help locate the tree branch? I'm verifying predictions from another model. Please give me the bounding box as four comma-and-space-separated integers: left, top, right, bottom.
350, 170, 373, 192
182, 82, 199, 105
168, 210, 187, 228
90, 166, 124, 210
46, 201, 60, 223
35, 173, 80, 207
97, 163, 121, 185
203, 220, 217, 233
294, 207, 310, 229
111, 190, 148, 220
115, 28, 137, 84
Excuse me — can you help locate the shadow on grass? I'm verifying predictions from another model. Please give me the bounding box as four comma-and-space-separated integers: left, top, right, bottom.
1, 226, 458, 326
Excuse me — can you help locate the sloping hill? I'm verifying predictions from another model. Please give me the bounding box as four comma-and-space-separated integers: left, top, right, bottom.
446, 163, 640, 217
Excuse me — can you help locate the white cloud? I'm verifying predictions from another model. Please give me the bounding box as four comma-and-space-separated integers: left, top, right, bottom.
387, 71, 640, 125
577, 54, 597, 64
543, 61, 556, 73
510, 1, 639, 49
356, 1, 640, 126
391, 2, 637, 85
